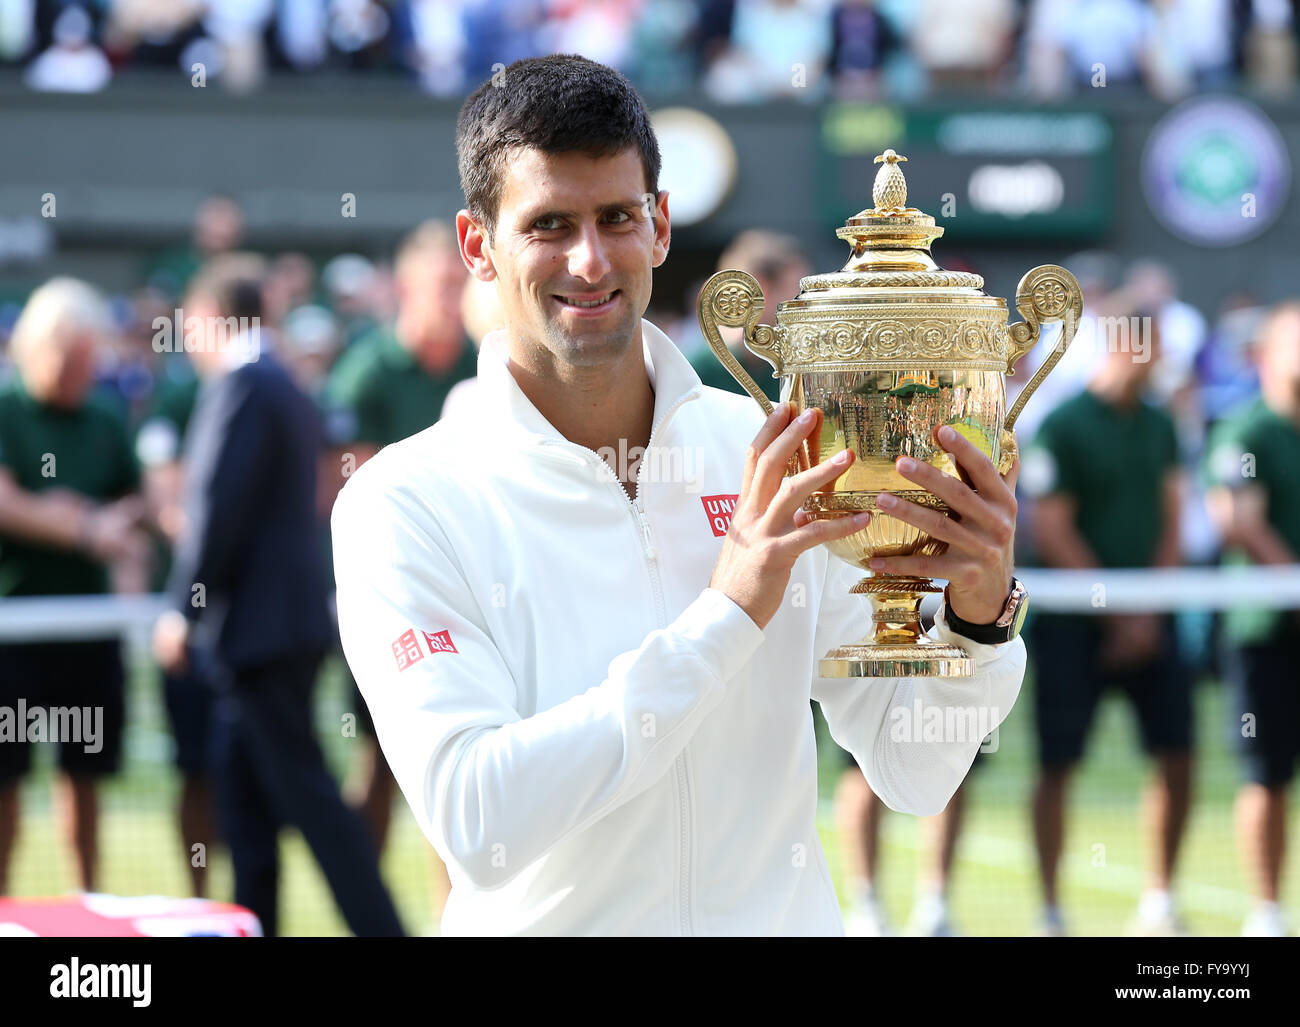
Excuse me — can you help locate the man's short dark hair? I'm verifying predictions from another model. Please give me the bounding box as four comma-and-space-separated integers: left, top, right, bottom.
456, 55, 661, 238
187, 253, 266, 320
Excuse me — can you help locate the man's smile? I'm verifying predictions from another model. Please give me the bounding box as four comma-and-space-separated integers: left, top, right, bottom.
553, 289, 621, 315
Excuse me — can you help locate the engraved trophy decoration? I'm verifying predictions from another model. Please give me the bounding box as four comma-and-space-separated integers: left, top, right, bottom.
697, 150, 1081, 678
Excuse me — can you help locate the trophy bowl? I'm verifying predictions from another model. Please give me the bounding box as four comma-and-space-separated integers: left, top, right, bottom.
697, 149, 1082, 678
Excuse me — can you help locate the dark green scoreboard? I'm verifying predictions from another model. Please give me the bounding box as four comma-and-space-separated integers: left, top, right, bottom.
819, 106, 1115, 242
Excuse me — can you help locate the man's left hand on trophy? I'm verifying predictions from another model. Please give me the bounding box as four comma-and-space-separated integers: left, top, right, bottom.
864, 423, 1020, 626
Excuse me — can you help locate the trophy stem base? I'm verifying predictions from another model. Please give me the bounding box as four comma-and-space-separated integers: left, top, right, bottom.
818, 575, 972, 678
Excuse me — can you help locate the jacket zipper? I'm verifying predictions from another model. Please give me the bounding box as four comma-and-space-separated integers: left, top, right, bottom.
539, 387, 701, 934
586, 388, 699, 936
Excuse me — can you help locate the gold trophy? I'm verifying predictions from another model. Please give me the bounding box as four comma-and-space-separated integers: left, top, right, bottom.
697, 149, 1081, 678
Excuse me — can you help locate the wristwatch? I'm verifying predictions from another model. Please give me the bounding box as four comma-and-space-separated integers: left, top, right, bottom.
942, 577, 1029, 645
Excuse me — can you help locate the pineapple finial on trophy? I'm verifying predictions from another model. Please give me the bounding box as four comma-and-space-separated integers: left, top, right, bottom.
872, 148, 909, 213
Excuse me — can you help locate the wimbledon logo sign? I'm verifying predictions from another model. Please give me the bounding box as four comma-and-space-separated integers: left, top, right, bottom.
1141, 96, 1290, 247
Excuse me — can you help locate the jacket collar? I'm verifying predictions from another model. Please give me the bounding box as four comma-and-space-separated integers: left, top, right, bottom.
475, 318, 703, 445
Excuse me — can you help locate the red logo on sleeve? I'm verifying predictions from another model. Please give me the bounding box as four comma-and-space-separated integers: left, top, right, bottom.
701, 494, 739, 537
423, 629, 458, 655
392, 629, 425, 671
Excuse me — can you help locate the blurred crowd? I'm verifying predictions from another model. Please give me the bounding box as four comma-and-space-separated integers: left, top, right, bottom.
0, 200, 1296, 938
0, 197, 498, 935
4, 0, 1299, 99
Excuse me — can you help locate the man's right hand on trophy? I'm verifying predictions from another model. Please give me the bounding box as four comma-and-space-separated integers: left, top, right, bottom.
864, 424, 1021, 627
710, 402, 871, 631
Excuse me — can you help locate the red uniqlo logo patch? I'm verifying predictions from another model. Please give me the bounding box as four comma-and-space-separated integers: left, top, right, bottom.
701, 494, 739, 537
423, 629, 458, 655
392, 629, 425, 671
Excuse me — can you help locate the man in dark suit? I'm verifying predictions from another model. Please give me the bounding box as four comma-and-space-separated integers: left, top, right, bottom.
153, 255, 404, 937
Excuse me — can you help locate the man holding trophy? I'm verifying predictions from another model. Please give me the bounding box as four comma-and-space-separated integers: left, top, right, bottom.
333, 55, 1076, 935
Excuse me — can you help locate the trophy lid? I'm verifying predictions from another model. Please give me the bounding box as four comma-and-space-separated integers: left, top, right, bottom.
799, 149, 986, 294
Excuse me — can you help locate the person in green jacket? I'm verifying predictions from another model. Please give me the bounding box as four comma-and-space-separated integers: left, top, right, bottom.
0, 278, 148, 894
320, 221, 476, 929
1205, 302, 1300, 937
1022, 315, 1191, 937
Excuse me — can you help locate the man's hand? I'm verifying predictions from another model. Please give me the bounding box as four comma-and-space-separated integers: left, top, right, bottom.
39, 487, 93, 523
866, 424, 1018, 625
711, 403, 871, 630
1100, 613, 1163, 671
81, 496, 148, 563
152, 609, 190, 676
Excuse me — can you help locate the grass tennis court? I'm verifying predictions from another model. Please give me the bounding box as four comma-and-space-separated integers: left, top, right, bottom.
6, 652, 1296, 936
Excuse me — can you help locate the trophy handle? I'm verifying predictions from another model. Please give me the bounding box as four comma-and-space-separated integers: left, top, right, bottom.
1003, 264, 1083, 432
997, 428, 1019, 476
697, 269, 783, 416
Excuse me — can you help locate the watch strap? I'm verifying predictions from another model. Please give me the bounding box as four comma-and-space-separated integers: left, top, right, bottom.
942, 578, 1027, 645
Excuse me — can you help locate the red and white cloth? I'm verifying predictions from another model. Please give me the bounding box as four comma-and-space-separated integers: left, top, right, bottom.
0, 894, 261, 937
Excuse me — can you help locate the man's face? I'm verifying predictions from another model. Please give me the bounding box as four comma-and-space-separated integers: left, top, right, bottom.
461, 147, 670, 370
1261, 308, 1300, 398
1127, 321, 1159, 385
195, 197, 244, 255
397, 250, 467, 344
762, 257, 812, 309
25, 331, 97, 409
180, 292, 226, 376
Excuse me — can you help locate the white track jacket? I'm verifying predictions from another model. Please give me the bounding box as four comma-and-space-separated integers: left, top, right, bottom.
331, 319, 1026, 936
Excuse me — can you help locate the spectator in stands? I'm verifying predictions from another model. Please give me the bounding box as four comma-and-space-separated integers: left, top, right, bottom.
393, 0, 467, 95
828, 0, 901, 99
1113, 260, 1208, 410
199, 0, 276, 91
1241, 0, 1297, 96
320, 253, 381, 345
685, 229, 807, 402
263, 252, 319, 330
704, 0, 833, 102
1021, 316, 1193, 936
694, 0, 738, 72
546, 0, 641, 72
626, 0, 698, 94
268, 0, 330, 73
0, 277, 147, 894
456, 0, 547, 86
104, 0, 207, 70
1144, 0, 1235, 99
0, 0, 37, 61
1205, 302, 1300, 937
328, 0, 394, 71
24, 5, 111, 92
280, 303, 343, 397
1199, 295, 1266, 423
151, 256, 404, 936
911, 0, 1015, 93
1023, 0, 1154, 97
93, 290, 163, 432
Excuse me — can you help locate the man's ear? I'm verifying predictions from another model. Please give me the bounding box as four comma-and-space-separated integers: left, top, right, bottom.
457, 209, 497, 282
651, 190, 671, 269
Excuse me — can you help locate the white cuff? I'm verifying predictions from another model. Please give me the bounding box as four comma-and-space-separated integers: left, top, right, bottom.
929, 602, 1018, 665
670, 587, 767, 684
